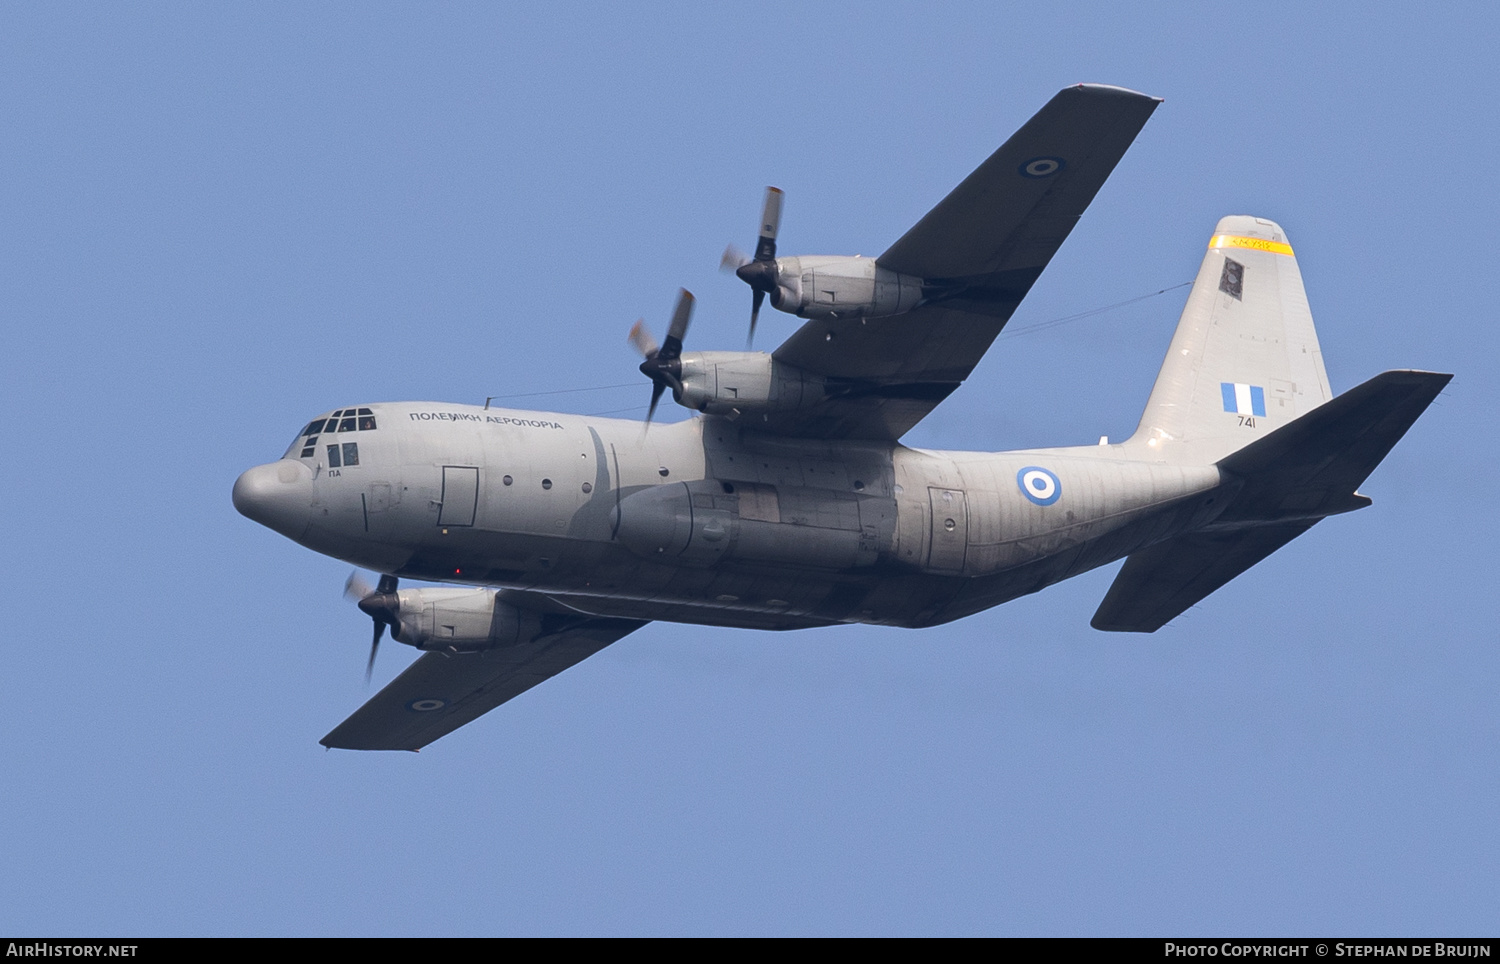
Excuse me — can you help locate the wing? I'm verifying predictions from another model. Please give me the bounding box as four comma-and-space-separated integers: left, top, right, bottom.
321, 614, 647, 751
769, 84, 1160, 439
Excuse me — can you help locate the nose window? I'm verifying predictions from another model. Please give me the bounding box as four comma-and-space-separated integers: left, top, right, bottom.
327, 442, 360, 468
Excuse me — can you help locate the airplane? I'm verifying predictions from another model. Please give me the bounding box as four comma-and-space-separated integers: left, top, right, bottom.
233, 84, 1450, 751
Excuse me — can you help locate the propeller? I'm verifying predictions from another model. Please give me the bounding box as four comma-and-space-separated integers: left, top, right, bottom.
628, 288, 694, 425
720, 186, 783, 347
344, 571, 400, 683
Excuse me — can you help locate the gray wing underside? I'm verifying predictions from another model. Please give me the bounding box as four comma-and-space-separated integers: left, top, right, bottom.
769, 84, 1161, 440
321, 616, 647, 751
879, 84, 1161, 283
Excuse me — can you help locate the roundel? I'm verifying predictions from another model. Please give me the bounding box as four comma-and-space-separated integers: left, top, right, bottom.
1018, 156, 1065, 178
1017, 466, 1061, 506
407, 698, 449, 713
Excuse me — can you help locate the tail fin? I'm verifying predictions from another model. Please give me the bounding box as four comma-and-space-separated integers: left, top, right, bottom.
1129, 216, 1333, 464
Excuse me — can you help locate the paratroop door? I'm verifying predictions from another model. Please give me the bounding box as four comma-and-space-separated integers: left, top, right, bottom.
438, 466, 479, 526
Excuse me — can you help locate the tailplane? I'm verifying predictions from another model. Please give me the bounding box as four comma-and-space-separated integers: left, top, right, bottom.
1095, 369, 1450, 632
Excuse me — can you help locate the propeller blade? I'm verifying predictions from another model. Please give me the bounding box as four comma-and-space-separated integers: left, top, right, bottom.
645, 379, 666, 426
365, 620, 384, 684
753, 186, 783, 262
749, 289, 765, 348
633, 290, 693, 427
661, 288, 694, 359
627, 319, 658, 359
347, 572, 399, 685
720, 244, 749, 272
730, 188, 785, 344
343, 571, 373, 602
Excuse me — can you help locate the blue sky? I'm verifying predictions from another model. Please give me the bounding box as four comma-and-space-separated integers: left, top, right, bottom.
2, 2, 1495, 936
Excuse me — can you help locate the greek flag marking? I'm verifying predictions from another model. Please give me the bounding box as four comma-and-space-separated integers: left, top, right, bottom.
1221, 382, 1266, 417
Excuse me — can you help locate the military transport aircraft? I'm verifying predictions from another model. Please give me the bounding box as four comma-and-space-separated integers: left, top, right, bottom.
233, 84, 1449, 751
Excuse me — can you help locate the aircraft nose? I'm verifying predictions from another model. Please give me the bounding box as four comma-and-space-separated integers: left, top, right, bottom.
233, 460, 314, 540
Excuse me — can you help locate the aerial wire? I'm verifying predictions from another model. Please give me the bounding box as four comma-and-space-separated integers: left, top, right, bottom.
1001, 281, 1192, 338
484, 382, 639, 402
493, 281, 1194, 415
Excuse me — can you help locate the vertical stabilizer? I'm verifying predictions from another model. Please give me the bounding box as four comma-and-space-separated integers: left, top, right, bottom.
1130, 216, 1333, 464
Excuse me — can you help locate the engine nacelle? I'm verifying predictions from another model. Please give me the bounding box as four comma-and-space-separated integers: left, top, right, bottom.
769, 256, 923, 320
674, 351, 826, 417
388, 587, 542, 653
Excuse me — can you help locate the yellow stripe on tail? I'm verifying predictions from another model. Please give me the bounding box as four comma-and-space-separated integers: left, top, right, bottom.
1209, 234, 1294, 256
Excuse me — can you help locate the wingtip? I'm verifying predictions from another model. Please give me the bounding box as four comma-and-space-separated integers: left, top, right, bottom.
1069, 83, 1163, 103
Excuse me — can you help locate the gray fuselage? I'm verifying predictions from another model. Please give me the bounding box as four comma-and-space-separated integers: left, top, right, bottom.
235, 401, 1225, 631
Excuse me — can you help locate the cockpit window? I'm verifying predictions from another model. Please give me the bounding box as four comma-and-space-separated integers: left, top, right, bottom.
286, 407, 379, 460
316, 409, 378, 433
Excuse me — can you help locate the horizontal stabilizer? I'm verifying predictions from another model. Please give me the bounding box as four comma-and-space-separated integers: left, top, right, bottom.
1090, 522, 1318, 633
1215, 369, 1451, 522
1094, 369, 1449, 632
